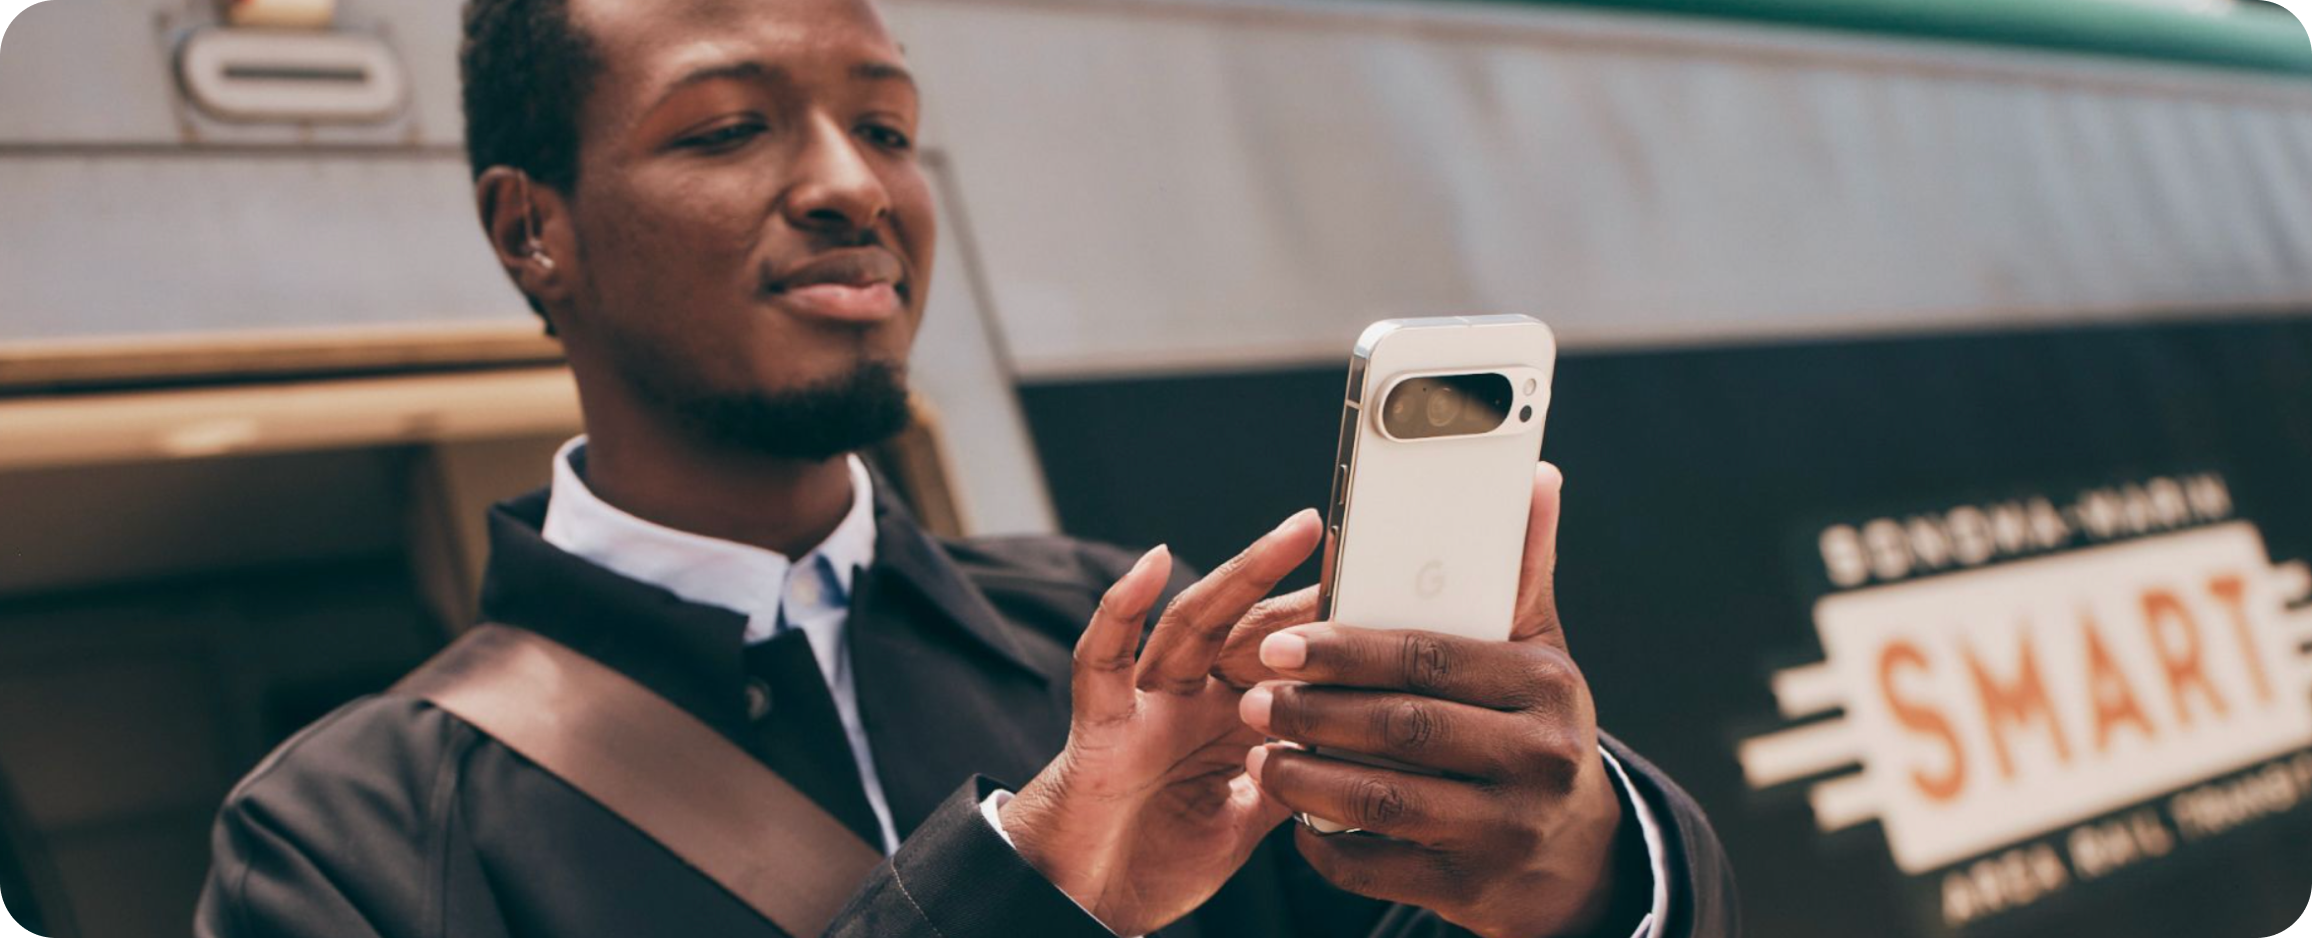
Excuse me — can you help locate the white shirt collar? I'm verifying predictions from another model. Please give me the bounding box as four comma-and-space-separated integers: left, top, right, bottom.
539, 435, 878, 639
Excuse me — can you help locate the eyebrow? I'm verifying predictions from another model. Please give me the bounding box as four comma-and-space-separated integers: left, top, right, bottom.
852, 61, 916, 91
647, 60, 778, 111
647, 59, 914, 113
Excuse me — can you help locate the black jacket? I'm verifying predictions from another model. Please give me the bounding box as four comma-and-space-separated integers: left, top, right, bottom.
195, 484, 1737, 938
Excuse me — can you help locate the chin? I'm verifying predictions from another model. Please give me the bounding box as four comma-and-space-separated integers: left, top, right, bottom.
663, 357, 913, 462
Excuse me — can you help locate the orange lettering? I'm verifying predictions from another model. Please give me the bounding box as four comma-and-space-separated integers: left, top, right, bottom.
2207, 575, 2274, 704
2143, 590, 2227, 726
1966, 628, 2071, 778
1883, 641, 1966, 802
2081, 612, 2155, 753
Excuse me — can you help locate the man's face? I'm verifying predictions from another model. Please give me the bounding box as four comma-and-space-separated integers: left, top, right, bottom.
556, 0, 931, 457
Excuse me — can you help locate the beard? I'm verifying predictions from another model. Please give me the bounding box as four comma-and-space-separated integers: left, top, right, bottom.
630, 356, 913, 462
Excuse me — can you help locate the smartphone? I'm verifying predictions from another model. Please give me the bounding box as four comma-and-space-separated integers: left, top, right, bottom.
1302, 315, 1557, 833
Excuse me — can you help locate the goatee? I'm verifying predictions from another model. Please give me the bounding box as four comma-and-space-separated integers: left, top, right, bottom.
643, 359, 912, 462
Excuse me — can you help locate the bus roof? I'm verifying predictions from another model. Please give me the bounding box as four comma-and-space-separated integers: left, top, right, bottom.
1463, 0, 2312, 75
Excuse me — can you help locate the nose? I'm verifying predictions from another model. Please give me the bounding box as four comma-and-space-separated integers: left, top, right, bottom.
781, 113, 890, 238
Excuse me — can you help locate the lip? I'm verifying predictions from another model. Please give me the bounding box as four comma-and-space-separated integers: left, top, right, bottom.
763, 249, 907, 324
772, 282, 902, 323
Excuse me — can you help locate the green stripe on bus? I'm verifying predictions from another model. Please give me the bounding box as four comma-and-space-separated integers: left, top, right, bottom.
1447, 0, 2312, 76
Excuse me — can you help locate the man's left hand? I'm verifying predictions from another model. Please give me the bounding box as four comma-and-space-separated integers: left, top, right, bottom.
1236, 463, 1633, 938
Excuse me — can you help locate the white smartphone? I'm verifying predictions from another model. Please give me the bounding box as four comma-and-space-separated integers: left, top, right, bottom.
1302, 315, 1557, 833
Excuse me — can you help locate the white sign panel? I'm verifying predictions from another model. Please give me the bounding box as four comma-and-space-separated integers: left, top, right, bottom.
1814, 522, 2312, 872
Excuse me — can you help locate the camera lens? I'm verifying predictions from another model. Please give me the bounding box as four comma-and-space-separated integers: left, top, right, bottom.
1424, 384, 1464, 427
1381, 372, 1512, 440
1519, 405, 1534, 423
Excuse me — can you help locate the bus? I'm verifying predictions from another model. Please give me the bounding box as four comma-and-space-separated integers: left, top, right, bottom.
1, 0, 2306, 934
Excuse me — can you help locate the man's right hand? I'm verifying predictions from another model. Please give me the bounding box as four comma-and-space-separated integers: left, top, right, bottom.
999, 510, 1323, 936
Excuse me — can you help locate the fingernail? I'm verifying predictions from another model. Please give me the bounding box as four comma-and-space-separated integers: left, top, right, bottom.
1241, 685, 1273, 729
1133, 544, 1169, 573
1260, 631, 1308, 670
1246, 745, 1269, 783
1271, 508, 1316, 537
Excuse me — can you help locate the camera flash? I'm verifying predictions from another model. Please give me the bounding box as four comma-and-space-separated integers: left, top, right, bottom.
1522, 378, 1538, 396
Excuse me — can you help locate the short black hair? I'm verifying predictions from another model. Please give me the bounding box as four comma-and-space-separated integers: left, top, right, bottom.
460, 0, 599, 324
459, 0, 599, 193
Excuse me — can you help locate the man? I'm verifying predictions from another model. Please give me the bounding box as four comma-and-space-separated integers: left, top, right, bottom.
195, 0, 1737, 934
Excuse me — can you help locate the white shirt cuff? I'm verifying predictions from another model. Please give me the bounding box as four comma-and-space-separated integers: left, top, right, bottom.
1598, 746, 1670, 938
978, 786, 1021, 846
978, 788, 1140, 938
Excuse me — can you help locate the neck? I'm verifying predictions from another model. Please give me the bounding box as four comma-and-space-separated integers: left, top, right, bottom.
578, 408, 858, 561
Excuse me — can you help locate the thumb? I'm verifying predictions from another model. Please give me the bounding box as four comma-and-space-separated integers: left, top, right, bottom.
1511, 462, 1566, 648
1226, 763, 1296, 849
1210, 584, 1320, 689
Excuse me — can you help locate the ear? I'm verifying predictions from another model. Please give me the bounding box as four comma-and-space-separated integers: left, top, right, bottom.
476, 166, 577, 322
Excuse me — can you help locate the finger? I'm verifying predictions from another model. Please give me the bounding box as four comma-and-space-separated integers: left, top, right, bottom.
1135, 509, 1323, 694
1211, 584, 1320, 689
1072, 545, 1172, 726
1291, 824, 1473, 911
1245, 744, 1497, 848
1224, 770, 1297, 845
1260, 624, 1582, 713
1513, 462, 1566, 646
1240, 682, 1527, 779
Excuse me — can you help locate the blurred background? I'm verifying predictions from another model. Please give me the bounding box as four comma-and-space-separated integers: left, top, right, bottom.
2, 0, 2311, 935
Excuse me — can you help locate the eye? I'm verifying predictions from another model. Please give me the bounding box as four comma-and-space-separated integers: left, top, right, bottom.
676, 119, 766, 153
861, 123, 913, 152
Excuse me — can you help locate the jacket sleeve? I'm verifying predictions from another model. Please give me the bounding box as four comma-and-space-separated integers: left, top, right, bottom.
195, 701, 510, 938
197, 792, 403, 938
1598, 734, 1739, 938
824, 777, 1119, 938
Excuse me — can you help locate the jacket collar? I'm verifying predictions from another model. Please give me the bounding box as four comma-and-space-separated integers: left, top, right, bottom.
539, 437, 878, 638
474, 470, 1053, 742
862, 479, 1051, 682
846, 480, 1068, 833
477, 489, 757, 742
